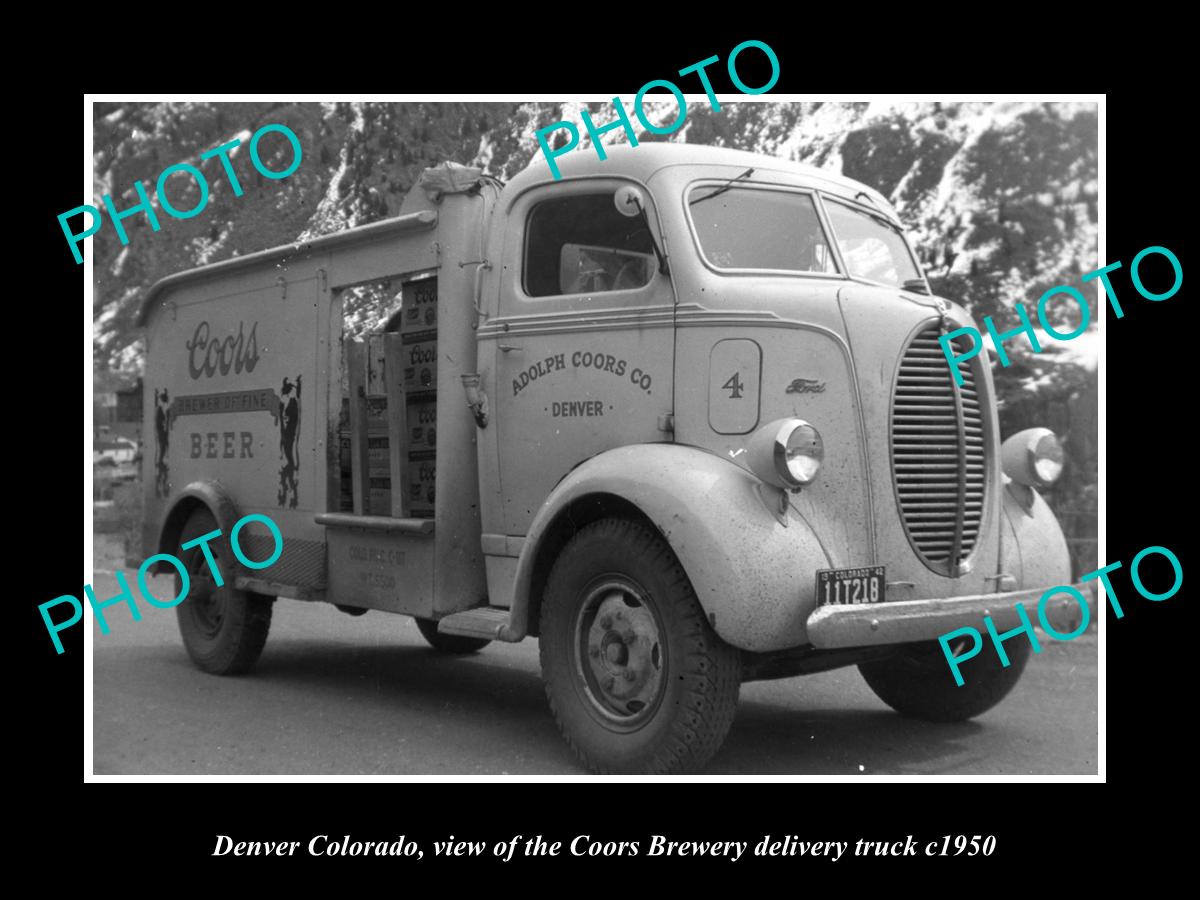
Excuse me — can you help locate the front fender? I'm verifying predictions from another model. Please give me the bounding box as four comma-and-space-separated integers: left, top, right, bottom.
511, 444, 832, 653
999, 478, 1072, 589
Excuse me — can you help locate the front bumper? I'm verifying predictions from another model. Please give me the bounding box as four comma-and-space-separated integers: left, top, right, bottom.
806, 582, 1097, 649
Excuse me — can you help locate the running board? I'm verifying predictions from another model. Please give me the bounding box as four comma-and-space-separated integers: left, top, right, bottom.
437, 607, 520, 642
314, 513, 434, 535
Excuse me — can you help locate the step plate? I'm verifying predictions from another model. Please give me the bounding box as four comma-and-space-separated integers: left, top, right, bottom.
438, 608, 513, 640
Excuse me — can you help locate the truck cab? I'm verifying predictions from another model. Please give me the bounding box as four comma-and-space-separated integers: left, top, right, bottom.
138, 143, 1077, 774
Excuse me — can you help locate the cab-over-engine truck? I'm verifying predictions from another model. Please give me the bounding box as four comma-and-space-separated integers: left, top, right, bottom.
137, 143, 1080, 774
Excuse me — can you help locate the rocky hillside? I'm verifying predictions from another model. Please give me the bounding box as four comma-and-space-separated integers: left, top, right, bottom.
91, 100, 1098, 572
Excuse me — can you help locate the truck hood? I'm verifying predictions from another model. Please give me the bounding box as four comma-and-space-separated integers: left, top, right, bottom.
675, 277, 1002, 602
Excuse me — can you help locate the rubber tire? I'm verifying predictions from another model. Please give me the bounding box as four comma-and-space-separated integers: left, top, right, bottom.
414, 617, 491, 654
539, 517, 741, 774
174, 507, 273, 675
858, 637, 1032, 722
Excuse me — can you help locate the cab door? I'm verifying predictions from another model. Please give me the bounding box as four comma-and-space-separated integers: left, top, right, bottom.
487, 179, 676, 537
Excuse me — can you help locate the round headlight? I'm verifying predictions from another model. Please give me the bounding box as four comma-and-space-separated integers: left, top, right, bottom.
747, 418, 824, 489
1001, 427, 1063, 489
1032, 432, 1064, 484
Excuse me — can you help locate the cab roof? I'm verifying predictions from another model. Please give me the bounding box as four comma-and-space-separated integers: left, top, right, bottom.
138, 143, 899, 328
509, 141, 898, 217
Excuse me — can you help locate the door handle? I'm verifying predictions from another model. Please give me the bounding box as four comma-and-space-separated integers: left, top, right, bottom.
498, 344, 522, 353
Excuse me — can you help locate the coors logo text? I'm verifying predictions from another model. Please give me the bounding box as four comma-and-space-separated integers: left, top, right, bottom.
187, 321, 260, 380
409, 345, 436, 365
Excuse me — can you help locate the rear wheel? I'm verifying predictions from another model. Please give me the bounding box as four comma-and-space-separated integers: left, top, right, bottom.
414, 617, 491, 654
858, 636, 1031, 722
539, 518, 741, 774
174, 507, 273, 675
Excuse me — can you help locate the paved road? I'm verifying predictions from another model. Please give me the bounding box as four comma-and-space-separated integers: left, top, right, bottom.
90, 569, 1098, 776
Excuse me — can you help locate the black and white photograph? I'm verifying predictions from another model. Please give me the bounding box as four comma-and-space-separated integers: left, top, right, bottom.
84, 97, 1102, 777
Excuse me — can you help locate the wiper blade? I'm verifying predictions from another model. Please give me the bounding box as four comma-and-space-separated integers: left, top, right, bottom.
689, 168, 755, 205
901, 278, 930, 295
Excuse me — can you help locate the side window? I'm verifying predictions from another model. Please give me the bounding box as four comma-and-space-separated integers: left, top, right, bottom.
822, 199, 921, 287
524, 193, 656, 298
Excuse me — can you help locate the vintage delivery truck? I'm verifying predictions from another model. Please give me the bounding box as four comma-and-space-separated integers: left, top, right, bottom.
136, 143, 1080, 774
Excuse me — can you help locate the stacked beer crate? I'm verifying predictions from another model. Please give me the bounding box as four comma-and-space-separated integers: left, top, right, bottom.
338, 398, 352, 511
337, 365, 392, 514
401, 278, 437, 518
366, 392, 391, 515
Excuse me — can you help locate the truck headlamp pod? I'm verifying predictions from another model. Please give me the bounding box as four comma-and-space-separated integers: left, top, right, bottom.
1001, 427, 1063, 489
747, 418, 824, 489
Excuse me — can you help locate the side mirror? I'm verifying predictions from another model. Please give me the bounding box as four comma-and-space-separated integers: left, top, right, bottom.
614, 185, 647, 218
614, 184, 669, 276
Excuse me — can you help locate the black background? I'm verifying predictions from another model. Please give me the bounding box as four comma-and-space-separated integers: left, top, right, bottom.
21, 24, 1189, 883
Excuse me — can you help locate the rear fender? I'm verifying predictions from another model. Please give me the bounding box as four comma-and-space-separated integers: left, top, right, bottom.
151, 481, 243, 576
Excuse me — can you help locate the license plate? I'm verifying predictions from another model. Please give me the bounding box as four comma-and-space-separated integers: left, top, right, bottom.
816, 566, 885, 606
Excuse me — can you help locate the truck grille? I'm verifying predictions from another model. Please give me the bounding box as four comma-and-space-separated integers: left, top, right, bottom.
890, 323, 987, 576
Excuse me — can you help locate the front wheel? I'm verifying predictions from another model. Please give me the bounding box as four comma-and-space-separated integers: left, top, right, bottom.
858, 636, 1031, 722
539, 518, 741, 774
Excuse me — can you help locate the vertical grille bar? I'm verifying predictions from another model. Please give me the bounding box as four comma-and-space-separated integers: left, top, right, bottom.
946, 322, 968, 570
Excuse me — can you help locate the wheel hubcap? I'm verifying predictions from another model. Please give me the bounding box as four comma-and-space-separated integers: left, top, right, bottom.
180, 544, 227, 639
574, 579, 665, 725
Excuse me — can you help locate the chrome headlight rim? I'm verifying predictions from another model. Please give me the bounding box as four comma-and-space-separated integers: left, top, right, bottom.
749, 417, 824, 490
1028, 432, 1064, 487
1002, 427, 1063, 490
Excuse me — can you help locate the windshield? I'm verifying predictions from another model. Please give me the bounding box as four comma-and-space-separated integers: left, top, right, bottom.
823, 199, 921, 287
688, 185, 836, 274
